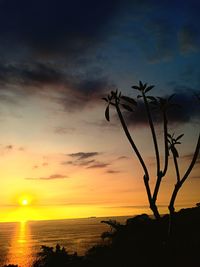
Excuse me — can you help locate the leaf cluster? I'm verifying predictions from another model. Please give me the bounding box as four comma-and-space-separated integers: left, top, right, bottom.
102, 89, 137, 121
167, 133, 184, 158
132, 81, 155, 99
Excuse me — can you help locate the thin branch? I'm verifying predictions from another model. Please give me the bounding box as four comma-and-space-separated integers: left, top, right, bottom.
153, 112, 168, 202
172, 152, 180, 182
169, 133, 200, 214
115, 103, 152, 204
142, 93, 160, 176
180, 133, 200, 185
163, 112, 169, 176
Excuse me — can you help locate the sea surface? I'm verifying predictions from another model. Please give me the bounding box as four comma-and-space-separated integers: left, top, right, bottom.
0, 216, 130, 267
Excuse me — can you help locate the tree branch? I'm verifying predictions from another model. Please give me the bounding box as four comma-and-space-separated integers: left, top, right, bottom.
153, 112, 168, 202
169, 133, 200, 214
115, 103, 159, 217
142, 93, 160, 176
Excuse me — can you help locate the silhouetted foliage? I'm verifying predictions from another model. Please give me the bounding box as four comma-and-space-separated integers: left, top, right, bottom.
103, 81, 200, 225
32, 244, 84, 267
28, 207, 199, 267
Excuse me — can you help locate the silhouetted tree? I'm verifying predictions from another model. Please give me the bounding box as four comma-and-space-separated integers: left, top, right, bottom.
103, 81, 200, 223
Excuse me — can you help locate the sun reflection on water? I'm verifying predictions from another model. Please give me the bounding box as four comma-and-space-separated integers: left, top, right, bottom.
7, 221, 34, 267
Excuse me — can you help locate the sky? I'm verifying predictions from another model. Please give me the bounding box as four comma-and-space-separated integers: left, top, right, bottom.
0, 0, 199, 222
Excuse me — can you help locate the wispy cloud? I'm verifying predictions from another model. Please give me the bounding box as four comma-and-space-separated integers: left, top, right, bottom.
54, 126, 75, 135
178, 25, 200, 54
191, 175, 200, 179
5, 145, 13, 150
25, 174, 68, 181
63, 151, 111, 170
68, 152, 99, 160
106, 170, 121, 174
0, 144, 25, 153
87, 162, 110, 169
116, 156, 129, 161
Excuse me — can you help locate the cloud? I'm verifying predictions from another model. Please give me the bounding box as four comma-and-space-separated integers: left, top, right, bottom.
64, 151, 111, 169
116, 156, 129, 160
0, 0, 120, 59
0, 62, 64, 87
87, 162, 110, 169
106, 170, 121, 174
191, 175, 200, 179
0, 0, 117, 113
32, 165, 39, 169
62, 159, 96, 167
64, 160, 110, 169
32, 162, 49, 169
0, 61, 112, 112
26, 174, 68, 180
0, 144, 26, 153
54, 127, 75, 135
122, 90, 200, 127
57, 77, 112, 112
178, 25, 200, 54
5, 145, 13, 150
68, 152, 99, 160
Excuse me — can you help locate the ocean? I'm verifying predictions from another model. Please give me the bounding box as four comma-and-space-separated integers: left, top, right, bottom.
0, 216, 130, 267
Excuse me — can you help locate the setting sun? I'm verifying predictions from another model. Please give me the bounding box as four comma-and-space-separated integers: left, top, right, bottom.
18, 195, 33, 207
21, 199, 28, 206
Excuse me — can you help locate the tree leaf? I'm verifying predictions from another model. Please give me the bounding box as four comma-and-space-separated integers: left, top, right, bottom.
102, 97, 108, 102
121, 104, 133, 112
176, 134, 184, 141
171, 146, 179, 158
139, 81, 143, 88
137, 95, 142, 98
121, 96, 137, 105
132, 85, 140, 90
145, 85, 154, 93
146, 96, 156, 101
105, 105, 110, 121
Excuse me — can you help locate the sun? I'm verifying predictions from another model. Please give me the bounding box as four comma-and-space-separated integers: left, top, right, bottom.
21, 199, 28, 206
18, 194, 33, 207
21, 199, 29, 206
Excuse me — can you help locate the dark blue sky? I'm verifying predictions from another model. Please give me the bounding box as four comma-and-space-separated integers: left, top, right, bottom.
0, 1, 199, 103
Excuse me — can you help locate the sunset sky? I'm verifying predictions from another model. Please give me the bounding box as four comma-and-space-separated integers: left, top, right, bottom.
0, 0, 199, 222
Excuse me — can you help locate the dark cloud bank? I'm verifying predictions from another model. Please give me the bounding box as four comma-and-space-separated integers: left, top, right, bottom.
0, 0, 120, 58
0, 0, 199, 116
122, 91, 200, 127
0, 0, 120, 111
